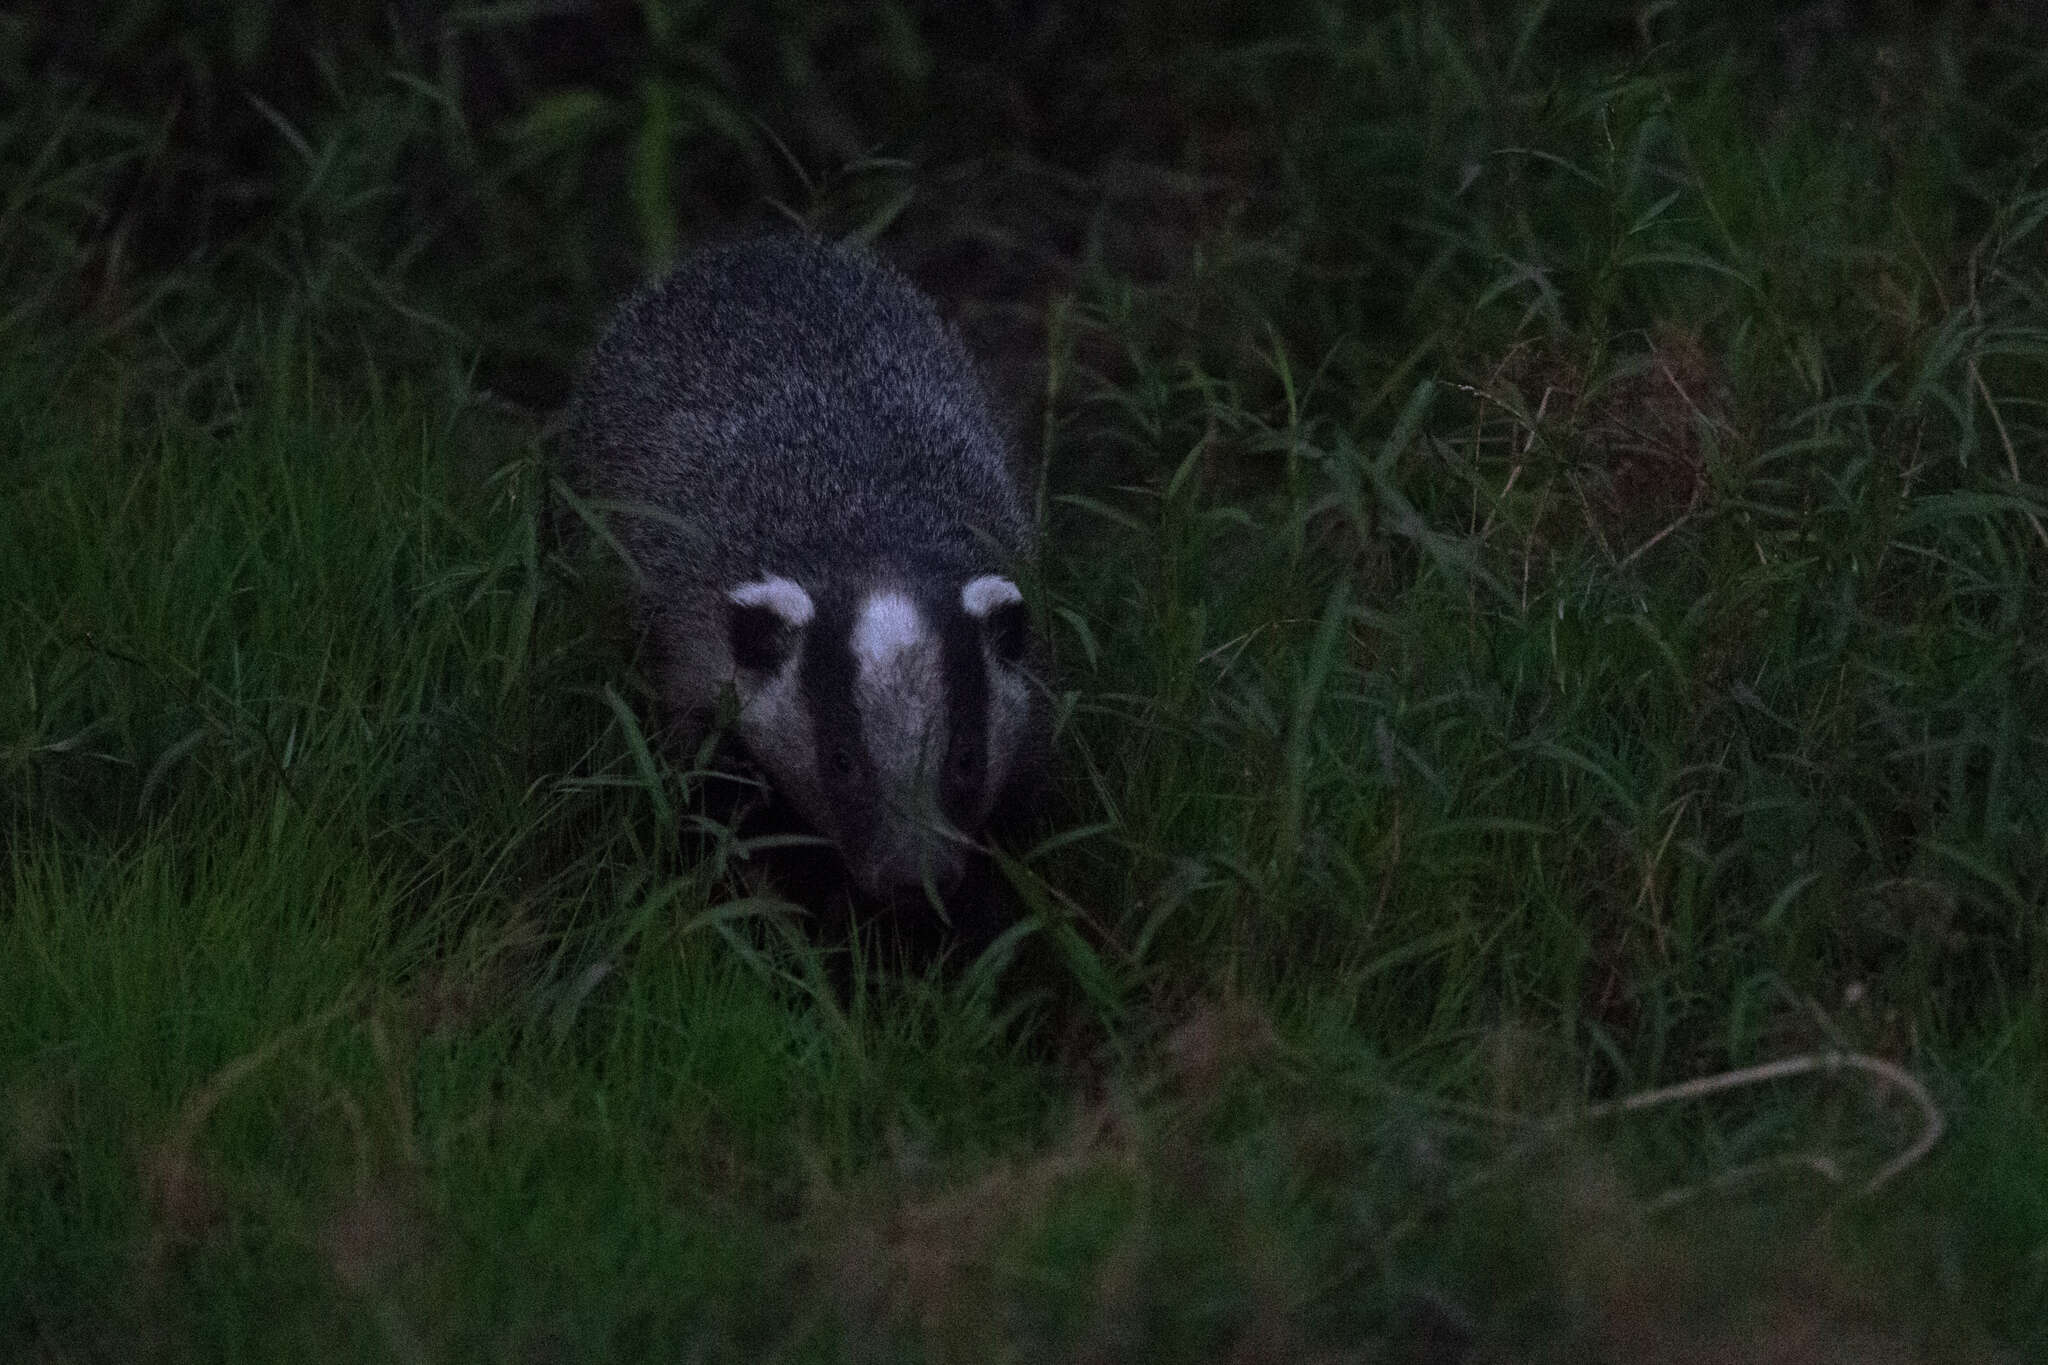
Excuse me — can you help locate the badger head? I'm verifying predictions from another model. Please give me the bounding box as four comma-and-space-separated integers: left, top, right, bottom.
722, 570, 1034, 905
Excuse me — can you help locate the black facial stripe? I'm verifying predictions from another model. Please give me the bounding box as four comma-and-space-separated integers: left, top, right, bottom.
985, 598, 1028, 663
732, 615, 785, 673
798, 598, 871, 809
941, 602, 991, 823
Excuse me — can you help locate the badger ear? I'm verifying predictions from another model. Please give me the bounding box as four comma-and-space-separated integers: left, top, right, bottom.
727, 576, 813, 672
962, 574, 1027, 665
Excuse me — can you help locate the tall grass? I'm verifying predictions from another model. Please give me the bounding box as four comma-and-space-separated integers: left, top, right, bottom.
5, 2, 2047, 1359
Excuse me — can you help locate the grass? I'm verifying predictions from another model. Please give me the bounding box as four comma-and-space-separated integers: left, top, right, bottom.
5, 2, 2048, 1359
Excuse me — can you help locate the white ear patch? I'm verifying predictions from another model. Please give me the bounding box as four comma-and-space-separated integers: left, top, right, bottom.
853, 590, 927, 669
727, 575, 814, 627
960, 575, 1022, 619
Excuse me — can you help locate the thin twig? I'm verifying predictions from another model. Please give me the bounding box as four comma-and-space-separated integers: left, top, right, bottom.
1575, 1049, 1944, 1198
1645, 1152, 1845, 1214
1615, 509, 1691, 570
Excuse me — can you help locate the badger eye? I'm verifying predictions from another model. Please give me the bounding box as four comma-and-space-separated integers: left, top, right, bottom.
951, 747, 978, 776
985, 600, 1028, 666
829, 748, 855, 778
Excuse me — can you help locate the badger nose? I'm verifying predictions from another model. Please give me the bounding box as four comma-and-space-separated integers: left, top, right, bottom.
869, 848, 967, 907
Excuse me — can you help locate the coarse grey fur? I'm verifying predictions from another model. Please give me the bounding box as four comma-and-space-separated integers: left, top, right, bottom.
566, 232, 1045, 904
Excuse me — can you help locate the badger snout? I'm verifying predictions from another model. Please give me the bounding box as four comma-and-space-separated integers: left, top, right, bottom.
859, 839, 968, 907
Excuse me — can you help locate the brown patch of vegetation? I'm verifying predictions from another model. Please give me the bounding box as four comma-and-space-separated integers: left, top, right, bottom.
406, 967, 492, 1041
1596, 327, 1725, 537
814, 1104, 1137, 1362
803, 1000, 1371, 1363
799, 1020, 1985, 1363
1585, 1220, 2004, 1365
132, 1002, 353, 1285
138, 1143, 230, 1257
1483, 326, 1732, 565
316, 1177, 441, 1364
1483, 1024, 1576, 1120
320, 1183, 431, 1298
404, 910, 549, 1042
1162, 995, 1281, 1104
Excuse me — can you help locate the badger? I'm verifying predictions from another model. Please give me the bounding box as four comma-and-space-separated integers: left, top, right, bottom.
565, 233, 1045, 908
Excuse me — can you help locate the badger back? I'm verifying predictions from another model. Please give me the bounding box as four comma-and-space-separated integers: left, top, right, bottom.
565, 235, 1031, 606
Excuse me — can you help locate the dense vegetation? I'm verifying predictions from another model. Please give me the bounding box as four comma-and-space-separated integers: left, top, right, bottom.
5, 2, 2047, 1359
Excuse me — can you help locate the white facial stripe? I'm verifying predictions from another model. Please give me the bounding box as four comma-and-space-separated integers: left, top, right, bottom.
852, 589, 944, 819
985, 662, 1029, 815
727, 575, 813, 627
734, 657, 820, 821
960, 574, 1022, 619
853, 591, 926, 671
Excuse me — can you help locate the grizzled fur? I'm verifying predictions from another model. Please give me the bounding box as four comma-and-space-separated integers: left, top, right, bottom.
566, 233, 1045, 908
